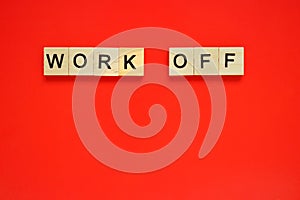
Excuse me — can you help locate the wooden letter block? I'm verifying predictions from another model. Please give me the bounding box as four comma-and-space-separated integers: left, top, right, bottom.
93, 48, 119, 76
44, 47, 68, 75
119, 48, 144, 76
69, 48, 93, 75
194, 47, 219, 75
169, 48, 193, 76
219, 47, 244, 75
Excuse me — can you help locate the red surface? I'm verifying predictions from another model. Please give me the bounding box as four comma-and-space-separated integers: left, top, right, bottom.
1, 0, 300, 199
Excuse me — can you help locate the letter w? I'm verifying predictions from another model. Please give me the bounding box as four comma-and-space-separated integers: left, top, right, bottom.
46, 54, 64, 68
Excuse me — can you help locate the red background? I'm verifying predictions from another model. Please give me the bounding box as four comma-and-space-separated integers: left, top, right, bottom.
1, 0, 300, 199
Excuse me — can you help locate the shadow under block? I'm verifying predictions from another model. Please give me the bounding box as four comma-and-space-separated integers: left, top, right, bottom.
69, 48, 94, 75
118, 48, 144, 76
219, 47, 244, 75
93, 48, 119, 76
169, 48, 194, 76
44, 47, 69, 75
194, 47, 219, 75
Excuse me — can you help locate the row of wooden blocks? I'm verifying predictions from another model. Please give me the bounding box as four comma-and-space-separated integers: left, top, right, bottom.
44, 47, 244, 76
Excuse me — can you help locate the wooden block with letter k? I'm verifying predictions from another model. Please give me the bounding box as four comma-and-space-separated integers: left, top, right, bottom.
118, 48, 144, 76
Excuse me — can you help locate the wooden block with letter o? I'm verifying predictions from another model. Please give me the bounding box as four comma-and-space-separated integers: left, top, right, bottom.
169, 48, 194, 76
69, 48, 94, 76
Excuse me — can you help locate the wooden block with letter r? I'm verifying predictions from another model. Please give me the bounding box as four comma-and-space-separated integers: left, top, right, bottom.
93, 48, 119, 76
